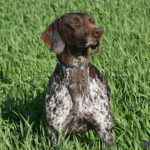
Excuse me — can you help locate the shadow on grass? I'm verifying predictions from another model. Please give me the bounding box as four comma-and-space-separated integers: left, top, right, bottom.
1, 90, 104, 149
1, 90, 46, 132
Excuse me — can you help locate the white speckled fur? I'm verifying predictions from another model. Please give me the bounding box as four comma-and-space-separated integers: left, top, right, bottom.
45, 64, 113, 147
42, 13, 114, 148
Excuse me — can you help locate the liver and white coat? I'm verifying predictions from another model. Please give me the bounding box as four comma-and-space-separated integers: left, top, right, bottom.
41, 13, 114, 147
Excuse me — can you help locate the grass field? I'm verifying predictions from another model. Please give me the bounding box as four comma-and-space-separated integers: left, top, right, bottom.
0, 0, 150, 149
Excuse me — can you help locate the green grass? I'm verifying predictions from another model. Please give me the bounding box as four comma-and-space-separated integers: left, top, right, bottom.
0, 0, 150, 149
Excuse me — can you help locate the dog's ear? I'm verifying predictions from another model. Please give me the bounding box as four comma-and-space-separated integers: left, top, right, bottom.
41, 19, 65, 54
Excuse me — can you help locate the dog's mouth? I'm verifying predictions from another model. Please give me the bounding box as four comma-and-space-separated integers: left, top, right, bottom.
90, 41, 100, 53
77, 38, 102, 53
87, 39, 101, 53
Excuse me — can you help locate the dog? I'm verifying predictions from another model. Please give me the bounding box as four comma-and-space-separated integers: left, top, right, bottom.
41, 13, 114, 147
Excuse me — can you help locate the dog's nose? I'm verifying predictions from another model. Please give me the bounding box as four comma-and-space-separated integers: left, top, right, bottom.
92, 28, 103, 38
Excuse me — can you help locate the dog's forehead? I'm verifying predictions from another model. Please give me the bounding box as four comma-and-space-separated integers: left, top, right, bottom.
61, 13, 90, 22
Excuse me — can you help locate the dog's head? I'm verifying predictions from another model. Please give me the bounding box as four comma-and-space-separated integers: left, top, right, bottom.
41, 13, 103, 55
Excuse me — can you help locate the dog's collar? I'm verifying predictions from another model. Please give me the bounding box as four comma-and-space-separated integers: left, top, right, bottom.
57, 58, 87, 69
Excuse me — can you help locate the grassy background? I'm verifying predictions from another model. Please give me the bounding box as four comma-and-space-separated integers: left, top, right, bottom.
0, 0, 150, 149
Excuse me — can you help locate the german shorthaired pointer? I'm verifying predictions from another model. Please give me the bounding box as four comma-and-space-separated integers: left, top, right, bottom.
41, 13, 114, 147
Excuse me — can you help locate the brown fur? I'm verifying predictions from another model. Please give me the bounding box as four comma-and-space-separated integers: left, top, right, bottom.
41, 13, 113, 148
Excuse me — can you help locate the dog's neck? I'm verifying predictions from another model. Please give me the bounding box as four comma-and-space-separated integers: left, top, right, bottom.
57, 47, 90, 66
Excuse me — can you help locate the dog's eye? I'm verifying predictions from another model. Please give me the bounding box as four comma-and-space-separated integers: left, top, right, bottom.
71, 21, 79, 25
89, 18, 95, 24
71, 18, 80, 26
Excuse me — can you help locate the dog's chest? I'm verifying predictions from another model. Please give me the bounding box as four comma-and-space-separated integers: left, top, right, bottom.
46, 64, 110, 133
53, 65, 108, 112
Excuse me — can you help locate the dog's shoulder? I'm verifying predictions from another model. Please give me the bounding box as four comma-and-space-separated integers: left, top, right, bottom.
88, 63, 110, 97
